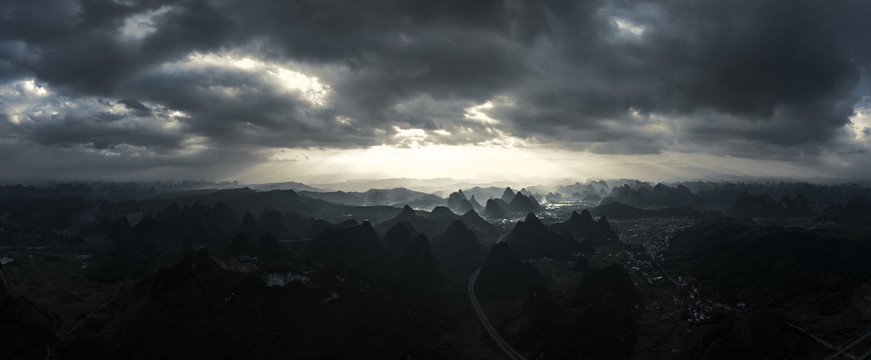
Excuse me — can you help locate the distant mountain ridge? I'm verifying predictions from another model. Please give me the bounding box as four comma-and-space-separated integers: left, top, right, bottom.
299, 188, 442, 208
248, 181, 322, 192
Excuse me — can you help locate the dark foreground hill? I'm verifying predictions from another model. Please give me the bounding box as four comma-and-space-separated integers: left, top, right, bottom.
303, 221, 387, 278
692, 311, 798, 360
375, 205, 498, 242
68, 252, 404, 360
476, 242, 545, 301
563, 265, 640, 360
506, 265, 642, 360
667, 219, 871, 307
9, 182, 871, 359
431, 220, 485, 276
1, 263, 60, 359
59, 213, 494, 360
550, 210, 617, 249
506, 213, 582, 261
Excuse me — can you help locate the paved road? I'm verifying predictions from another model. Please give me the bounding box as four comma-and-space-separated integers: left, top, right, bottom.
468, 267, 528, 360
825, 328, 871, 360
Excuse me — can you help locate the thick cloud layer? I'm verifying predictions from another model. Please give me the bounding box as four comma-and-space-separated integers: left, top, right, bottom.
1, 0, 870, 179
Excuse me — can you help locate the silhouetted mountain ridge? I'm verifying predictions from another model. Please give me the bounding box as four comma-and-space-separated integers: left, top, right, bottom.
506, 213, 582, 260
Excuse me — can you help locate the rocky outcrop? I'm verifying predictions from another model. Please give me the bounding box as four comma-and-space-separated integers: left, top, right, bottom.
382, 221, 418, 254
446, 190, 473, 214
500, 187, 516, 203
550, 210, 618, 249
482, 199, 510, 219
469, 195, 483, 211
304, 221, 387, 277
506, 213, 582, 260
431, 220, 484, 275
393, 234, 442, 291
508, 192, 541, 213
477, 243, 545, 301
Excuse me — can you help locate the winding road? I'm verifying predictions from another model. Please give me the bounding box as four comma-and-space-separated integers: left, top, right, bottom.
468, 267, 528, 360
824, 328, 871, 360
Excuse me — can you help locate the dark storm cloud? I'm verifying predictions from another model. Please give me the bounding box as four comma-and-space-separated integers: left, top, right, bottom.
1, 0, 870, 176
117, 59, 379, 148
26, 113, 185, 150
119, 98, 151, 116
488, 0, 871, 154
0, 141, 268, 182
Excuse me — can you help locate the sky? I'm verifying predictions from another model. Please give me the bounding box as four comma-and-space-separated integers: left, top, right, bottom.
1, 0, 870, 184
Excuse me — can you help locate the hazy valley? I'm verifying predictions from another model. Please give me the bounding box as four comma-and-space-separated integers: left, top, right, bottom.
2, 179, 871, 359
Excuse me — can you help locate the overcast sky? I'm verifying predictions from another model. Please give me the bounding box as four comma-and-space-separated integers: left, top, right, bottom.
1, 0, 870, 184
